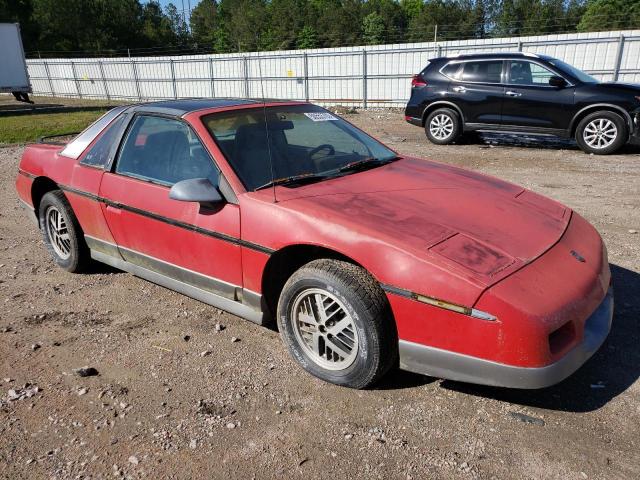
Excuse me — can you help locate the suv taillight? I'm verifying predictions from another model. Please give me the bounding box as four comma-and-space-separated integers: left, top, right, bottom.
411, 74, 427, 87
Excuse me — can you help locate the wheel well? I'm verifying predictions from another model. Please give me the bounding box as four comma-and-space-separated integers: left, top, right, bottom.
422, 102, 463, 126
570, 106, 631, 137
31, 177, 60, 221
261, 245, 364, 318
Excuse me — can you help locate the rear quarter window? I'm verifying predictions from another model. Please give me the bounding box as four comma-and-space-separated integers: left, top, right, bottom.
80, 115, 127, 168
441, 63, 461, 79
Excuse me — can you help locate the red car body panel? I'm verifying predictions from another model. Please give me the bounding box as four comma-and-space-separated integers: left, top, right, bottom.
15, 100, 613, 388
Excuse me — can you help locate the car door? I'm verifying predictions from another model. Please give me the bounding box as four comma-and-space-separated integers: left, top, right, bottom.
98, 113, 243, 300
501, 60, 575, 132
446, 59, 505, 125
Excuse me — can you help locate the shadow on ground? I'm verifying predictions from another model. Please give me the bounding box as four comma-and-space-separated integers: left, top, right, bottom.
456, 132, 640, 154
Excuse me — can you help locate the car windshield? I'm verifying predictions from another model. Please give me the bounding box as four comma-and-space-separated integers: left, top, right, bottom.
547, 58, 599, 84
202, 105, 398, 191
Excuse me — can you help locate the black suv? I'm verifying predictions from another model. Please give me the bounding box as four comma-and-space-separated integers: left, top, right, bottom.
405, 53, 640, 154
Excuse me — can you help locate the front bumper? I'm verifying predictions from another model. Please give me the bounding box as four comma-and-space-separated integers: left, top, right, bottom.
398, 287, 613, 389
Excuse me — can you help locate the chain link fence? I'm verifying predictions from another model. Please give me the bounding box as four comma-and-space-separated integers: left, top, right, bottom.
25, 29, 640, 108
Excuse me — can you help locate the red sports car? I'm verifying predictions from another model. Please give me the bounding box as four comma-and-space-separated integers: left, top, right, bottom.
15, 99, 613, 389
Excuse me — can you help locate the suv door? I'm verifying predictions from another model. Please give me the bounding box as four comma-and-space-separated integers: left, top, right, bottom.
501, 60, 575, 132
445, 59, 505, 125
97, 114, 243, 301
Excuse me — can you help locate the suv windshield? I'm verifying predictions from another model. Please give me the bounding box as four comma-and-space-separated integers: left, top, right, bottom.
202, 105, 397, 191
547, 58, 599, 84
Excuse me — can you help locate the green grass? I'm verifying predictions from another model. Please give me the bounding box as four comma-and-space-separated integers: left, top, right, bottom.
0, 110, 107, 144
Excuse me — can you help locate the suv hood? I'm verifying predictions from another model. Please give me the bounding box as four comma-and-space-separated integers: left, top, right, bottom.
273, 157, 570, 286
594, 82, 640, 94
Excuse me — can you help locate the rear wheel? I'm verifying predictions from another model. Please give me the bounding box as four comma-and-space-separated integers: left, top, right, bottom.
575, 111, 627, 155
424, 108, 461, 145
277, 259, 397, 389
39, 191, 90, 272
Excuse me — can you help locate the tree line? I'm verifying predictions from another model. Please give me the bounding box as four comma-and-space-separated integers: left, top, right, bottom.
1, 0, 638, 57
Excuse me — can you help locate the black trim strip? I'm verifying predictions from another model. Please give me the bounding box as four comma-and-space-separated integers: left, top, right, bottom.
59, 184, 274, 255
18, 169, 37, 179
380, 283, 413, 299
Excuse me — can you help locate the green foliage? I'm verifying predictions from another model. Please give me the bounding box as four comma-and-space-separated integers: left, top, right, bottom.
1, 0, 635, 56
0, 110, 107, 144
296, 26, 319, 49
578, 0, 640, 32
363, 12, 386, 44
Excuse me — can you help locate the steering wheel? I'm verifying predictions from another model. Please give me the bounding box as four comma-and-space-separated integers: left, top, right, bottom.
308, 144, 335, 160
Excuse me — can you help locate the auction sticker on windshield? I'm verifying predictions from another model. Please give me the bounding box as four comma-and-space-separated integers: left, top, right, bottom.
304, 112, 339, 121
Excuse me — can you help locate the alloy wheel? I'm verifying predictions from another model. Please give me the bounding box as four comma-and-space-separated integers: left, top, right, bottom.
291, 288, 359, 370
583, 118, 618, 150
429, 114, 454, 140
45, 205, 71, 259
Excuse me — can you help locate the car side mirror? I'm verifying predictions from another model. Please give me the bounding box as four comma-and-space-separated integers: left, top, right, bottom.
549, 76, 567, 88
169, 178, 224, 207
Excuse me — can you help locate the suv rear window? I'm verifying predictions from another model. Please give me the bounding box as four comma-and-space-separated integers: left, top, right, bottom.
458, 61, 503, 83
441, 63, 461, 78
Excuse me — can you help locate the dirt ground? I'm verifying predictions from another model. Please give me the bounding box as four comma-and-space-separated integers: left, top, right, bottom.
1, 109, 639, 480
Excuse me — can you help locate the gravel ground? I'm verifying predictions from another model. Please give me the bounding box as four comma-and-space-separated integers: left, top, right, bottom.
1, 110, 639, 479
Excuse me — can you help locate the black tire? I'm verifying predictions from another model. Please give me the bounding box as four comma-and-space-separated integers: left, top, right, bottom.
575, 110, 627, 155
424, 108, 461, 145
277, 259, 397, 389
38, 190, 90, 273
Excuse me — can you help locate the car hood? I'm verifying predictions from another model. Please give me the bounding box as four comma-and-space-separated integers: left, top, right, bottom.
592, 82, 640, 94
273, 157, 570, 286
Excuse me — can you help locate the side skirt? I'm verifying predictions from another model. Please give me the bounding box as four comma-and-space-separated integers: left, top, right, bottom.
89, 248, 266, 326
464, 123, 569, 138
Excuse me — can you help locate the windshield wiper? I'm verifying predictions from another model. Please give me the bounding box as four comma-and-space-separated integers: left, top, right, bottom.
337, 156, 399, 173
254, 172, 330, 191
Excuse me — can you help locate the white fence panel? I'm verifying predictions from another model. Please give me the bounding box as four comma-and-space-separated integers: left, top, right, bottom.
25, 29, 640, 107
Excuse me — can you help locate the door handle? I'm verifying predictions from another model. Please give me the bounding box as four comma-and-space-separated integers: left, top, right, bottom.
505, 90, 522, 97
452, 86, 466, 93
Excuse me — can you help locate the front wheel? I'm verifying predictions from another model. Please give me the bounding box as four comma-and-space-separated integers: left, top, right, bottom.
424, 108, 461, 145
277, 259, 397, 389
575, 111, 627, 155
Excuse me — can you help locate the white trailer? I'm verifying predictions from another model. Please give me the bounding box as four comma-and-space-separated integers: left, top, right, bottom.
0, 23, 32, 102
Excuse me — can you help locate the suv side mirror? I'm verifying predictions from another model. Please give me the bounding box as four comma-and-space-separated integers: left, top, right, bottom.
549, 76, 567, 88
169, 178, 225, 207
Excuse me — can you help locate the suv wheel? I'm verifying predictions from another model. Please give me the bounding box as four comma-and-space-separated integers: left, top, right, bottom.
277, 259, 397, 389
575, 111, 627, 155
39, 190, 90, 272
425, 108, 461, 145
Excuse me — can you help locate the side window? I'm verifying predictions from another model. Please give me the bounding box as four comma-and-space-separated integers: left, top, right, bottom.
80, 115, 126, 168
508, 61, 556, 86
115, 115, 218, 186
459, 61, 503, 83
441, 63, 461, 79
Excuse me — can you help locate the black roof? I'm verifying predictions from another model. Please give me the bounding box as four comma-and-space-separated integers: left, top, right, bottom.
130, 98, 265, 116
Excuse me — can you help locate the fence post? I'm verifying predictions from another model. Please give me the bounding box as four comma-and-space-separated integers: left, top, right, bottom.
517, 41, 523, 52
362, 49, 367, 109
70, 61, 82, 99
43, 60, 55, 96
98, 60, 110, 101
303, 52, 309, 102
613, 34, 625, 81
169, 59, 178, 99
208, 58, 216, 98
243, 56, 250, 98
131, 59, 142, 100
